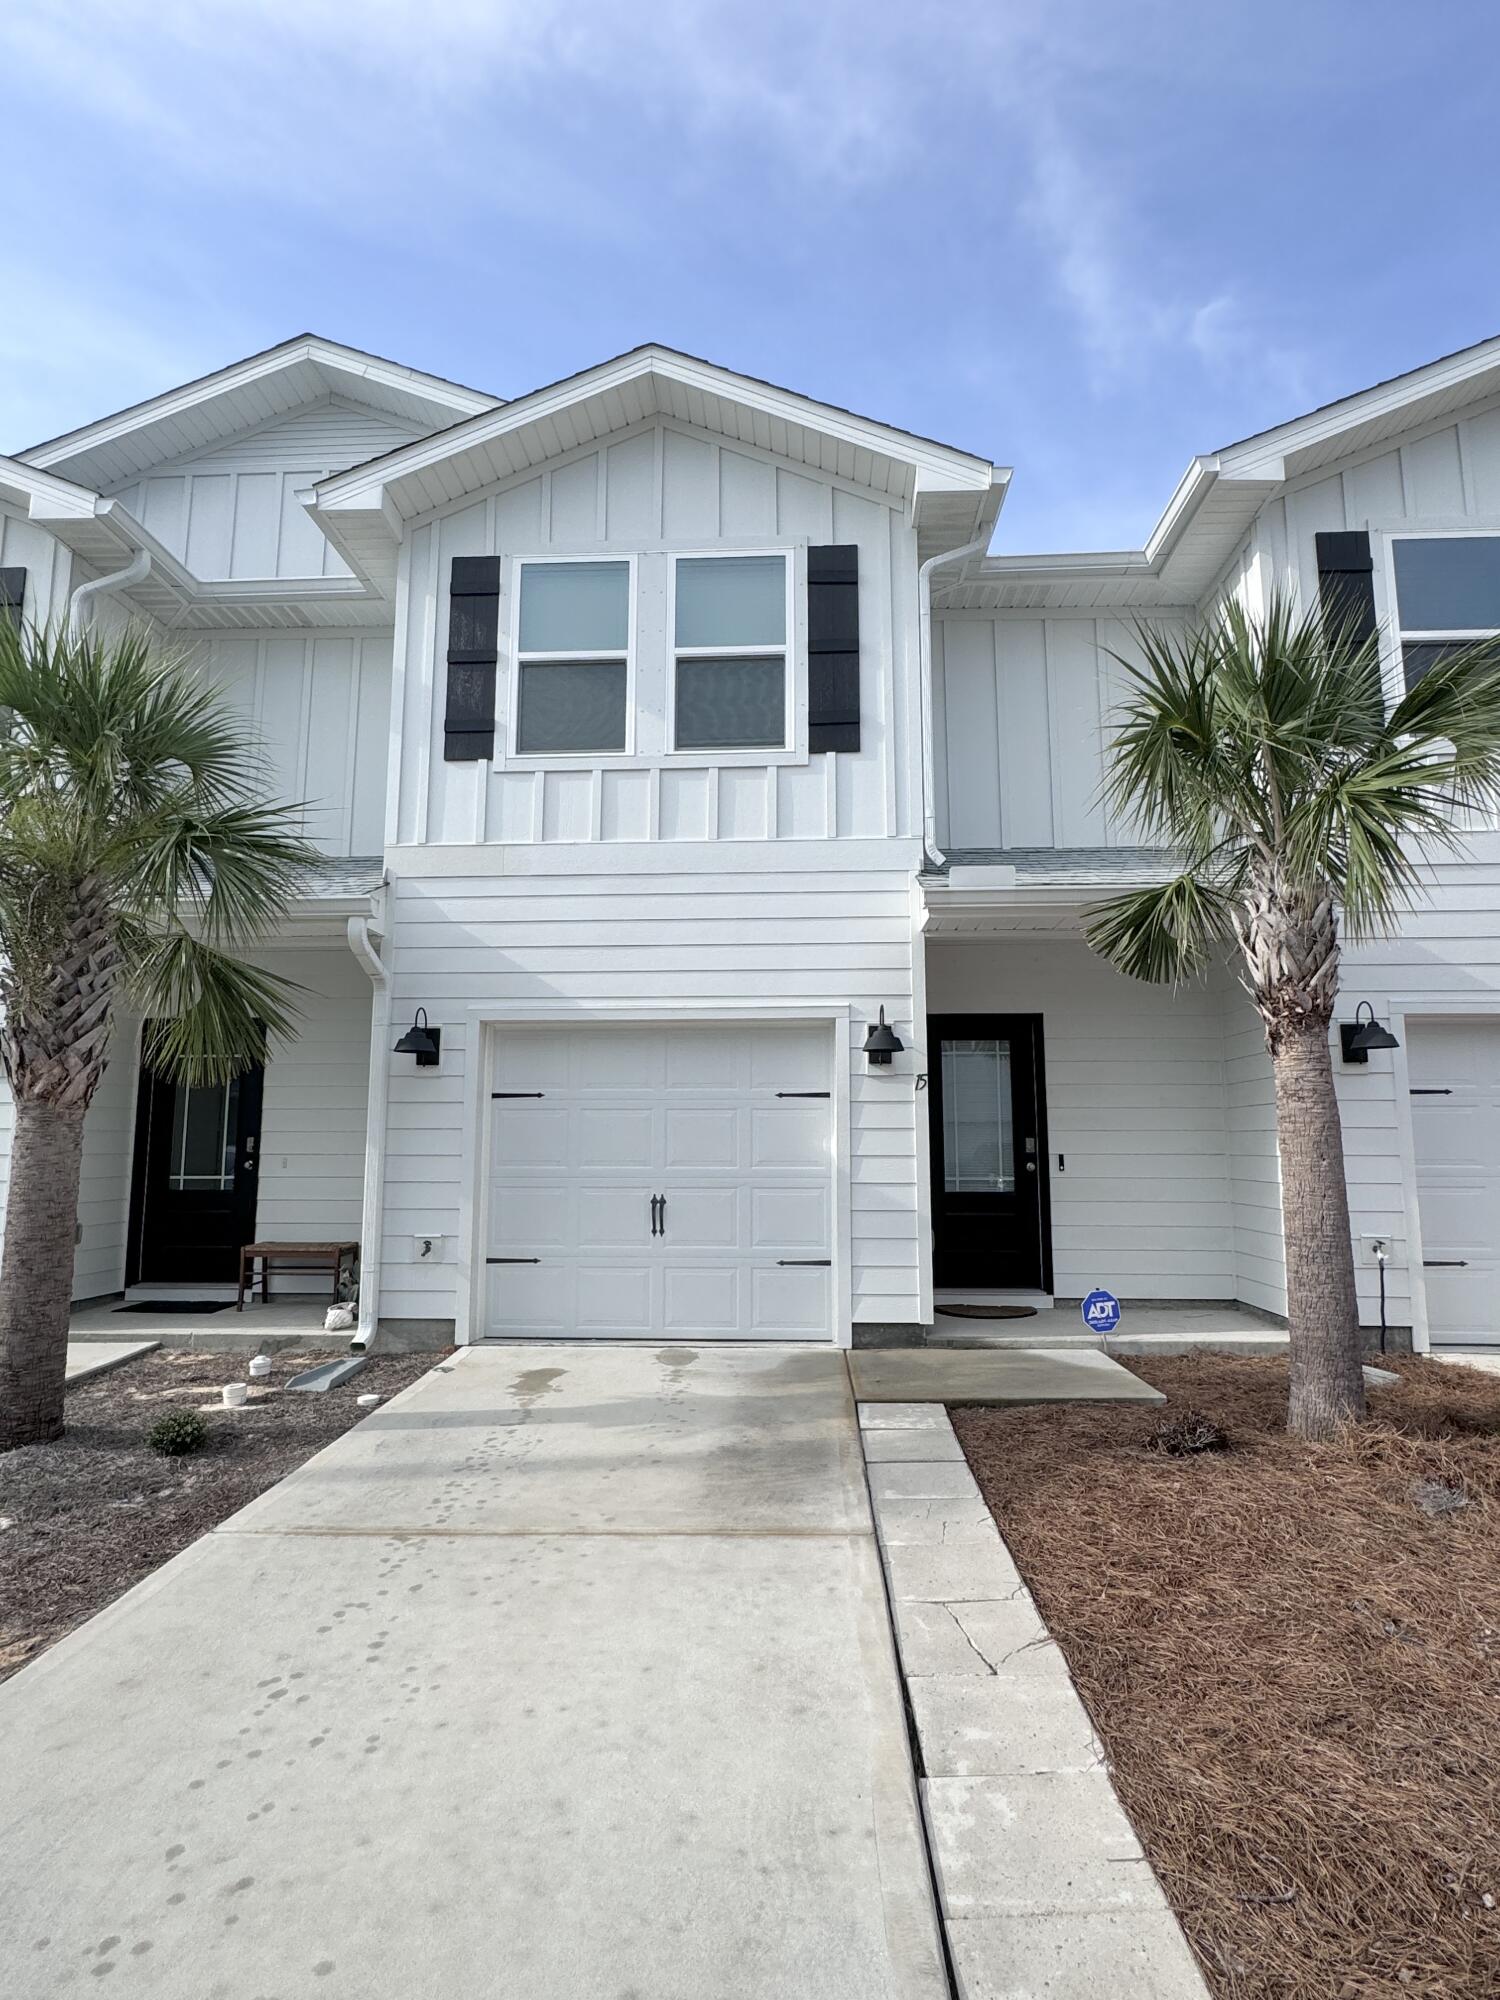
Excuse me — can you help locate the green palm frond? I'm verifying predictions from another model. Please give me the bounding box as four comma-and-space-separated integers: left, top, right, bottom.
1084, 871, 1237, 985
0, 618, 319, 1087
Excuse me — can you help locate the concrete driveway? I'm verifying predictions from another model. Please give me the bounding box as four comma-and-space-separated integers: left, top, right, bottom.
0, 1346, 946, 1999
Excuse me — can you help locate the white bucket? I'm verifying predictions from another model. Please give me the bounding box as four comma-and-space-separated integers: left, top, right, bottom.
247, 1353, 272, 1380
222, 1382, 249, 1409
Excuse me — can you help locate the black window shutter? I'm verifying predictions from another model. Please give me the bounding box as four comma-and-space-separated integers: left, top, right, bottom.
807, 544, 859, 753
1314, 531, 1377, 651
444, 556, 501, 761
0, 568, 25, 632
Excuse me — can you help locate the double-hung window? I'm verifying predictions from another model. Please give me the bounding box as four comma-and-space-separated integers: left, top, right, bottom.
671, 553, 791, 752
1391, 534, 1500, 690
513, 558, 632, 755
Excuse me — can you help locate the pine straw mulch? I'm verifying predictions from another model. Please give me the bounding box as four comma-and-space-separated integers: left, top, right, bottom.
0, 1346, 445, 1684
951, 1355, 1500, 2000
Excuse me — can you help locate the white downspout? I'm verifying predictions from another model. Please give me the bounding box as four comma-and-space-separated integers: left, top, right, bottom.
67, 547, 152, 638
347, 910, 390, 1353
917, 533, 991, 869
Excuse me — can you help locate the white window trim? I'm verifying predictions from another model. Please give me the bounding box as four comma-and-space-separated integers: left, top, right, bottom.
502, 552, 639, 766
1379, 528, 1500, 702
666, 548, 799, 759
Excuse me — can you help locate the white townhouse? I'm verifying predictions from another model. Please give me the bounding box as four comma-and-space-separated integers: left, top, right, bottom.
3, 332, 1499, 1353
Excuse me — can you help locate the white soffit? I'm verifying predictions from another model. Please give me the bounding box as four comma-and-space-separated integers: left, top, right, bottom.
18, 335, 501, 492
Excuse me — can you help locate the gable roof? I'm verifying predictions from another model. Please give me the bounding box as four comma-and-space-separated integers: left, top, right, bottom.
943, 329, 1500, 615
18, 334, 501, 491
308, 344, 1005, 595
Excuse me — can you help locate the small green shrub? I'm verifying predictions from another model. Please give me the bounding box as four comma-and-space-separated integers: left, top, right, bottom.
147, 1410, 210, 1456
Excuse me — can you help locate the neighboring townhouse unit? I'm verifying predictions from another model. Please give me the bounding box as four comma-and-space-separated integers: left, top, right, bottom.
3, 332, 1499, 1352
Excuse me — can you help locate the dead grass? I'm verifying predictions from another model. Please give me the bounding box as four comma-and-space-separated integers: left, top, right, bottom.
952, 1355, 1500, 2000
0, 1347, 445, 1681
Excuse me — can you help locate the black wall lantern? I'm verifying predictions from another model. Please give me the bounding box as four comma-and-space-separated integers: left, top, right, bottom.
862, 1007, 904, 1067
394, 1007, 442, 1067
1340, 1002, 1399, 1065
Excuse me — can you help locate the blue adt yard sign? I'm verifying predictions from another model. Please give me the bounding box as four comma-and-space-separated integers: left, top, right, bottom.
1082, 1288, 1121, 1334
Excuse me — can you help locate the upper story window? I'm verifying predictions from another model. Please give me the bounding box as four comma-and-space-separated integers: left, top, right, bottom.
513, 558, 632, 755
670, 554, 791, 751
1392, 535, 1500, 689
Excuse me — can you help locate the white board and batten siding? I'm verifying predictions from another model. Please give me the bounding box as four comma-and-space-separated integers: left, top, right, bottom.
0, 505, 72, 629
930, 615, 1181, 851
376, 860, 923, 1338
194, 629, 391, 854
390, 418, 919, 851
106, 402, 425, 581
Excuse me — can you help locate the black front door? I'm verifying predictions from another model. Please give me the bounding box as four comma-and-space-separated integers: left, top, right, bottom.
928, 1014, 1049, 1291
127, 1050, 264, 1285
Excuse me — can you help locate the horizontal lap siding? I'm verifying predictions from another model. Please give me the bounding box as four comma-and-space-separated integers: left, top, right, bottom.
250, 949, 373, 1280
378, 863, 919, 1330
925, 940, 1237, 1300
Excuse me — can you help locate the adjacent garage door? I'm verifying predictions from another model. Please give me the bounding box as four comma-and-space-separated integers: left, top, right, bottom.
483, 1022, 834, 1340
1409, 1019, 1500, 1347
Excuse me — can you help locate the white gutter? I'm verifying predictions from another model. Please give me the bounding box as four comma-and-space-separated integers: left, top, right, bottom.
347, 908, 390, 1352
67, 546, 151, 638
917, 533, 991, 869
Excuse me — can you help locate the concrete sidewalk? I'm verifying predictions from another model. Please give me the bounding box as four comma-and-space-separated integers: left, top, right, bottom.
0, 1346, 946, 1999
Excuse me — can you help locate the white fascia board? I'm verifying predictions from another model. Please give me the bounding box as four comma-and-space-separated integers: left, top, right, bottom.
1216, 334, 1500, 478
0, 454, 100, 519
21, 335, 497, 473
314, 345, 998, 520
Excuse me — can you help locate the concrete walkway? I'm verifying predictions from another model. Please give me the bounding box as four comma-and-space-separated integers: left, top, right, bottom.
64, 1338, 160, 1382
0, 1346, 946, 1999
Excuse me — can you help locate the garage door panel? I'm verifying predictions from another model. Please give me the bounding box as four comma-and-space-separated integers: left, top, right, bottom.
577, 1106, 657, 1170
492, 1030, 572, 1094
575, 1264, 656, 1333
578, 1186, 657, 1250
491, 1182, 573, 1249
665, 1032, 743, 1091
752, 1266, 830, 1334
664, 1107, 740, 1171
751, 1104, 829, 1169
493, 1104, 570, 1171
575, 1029, 666, 1091
661, 1187, 740, 1250
750, 1024, 827, 1093
488, 1261, 573, 1334
663, 1266, 741, 1332
752, 1185, 830, 1251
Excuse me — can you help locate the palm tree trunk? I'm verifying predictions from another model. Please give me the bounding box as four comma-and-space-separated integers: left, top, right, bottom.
0, 1099, 86, 1448
1273, 1018, 1366, 1439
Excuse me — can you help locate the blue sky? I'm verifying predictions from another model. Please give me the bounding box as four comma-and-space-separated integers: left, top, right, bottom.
4, 1, 1498, 552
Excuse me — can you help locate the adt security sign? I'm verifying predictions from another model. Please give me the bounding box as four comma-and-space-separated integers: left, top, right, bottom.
1082, 1288, 1121, 1334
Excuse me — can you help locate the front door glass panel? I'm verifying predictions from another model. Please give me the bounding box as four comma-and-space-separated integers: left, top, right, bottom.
167, 1077, 241, 1191
941, 1039, 1014, 1192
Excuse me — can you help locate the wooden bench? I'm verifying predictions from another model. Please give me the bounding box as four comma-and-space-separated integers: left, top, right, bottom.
237, 1241, 359, 1310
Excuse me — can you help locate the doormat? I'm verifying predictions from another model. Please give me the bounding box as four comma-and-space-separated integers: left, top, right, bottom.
935, 1303, 1039, 1320
115, 1300, 236, 1315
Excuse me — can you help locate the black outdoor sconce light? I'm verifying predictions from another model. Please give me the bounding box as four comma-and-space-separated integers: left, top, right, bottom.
862, 1006, 904, 1067
394, 1007, 442, 1067
1340, 1001, 1400, 1065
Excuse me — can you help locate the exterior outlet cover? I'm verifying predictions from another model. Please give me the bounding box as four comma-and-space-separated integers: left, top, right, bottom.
413, 1233, 448, 1262
1359, 1234, 1402, 1264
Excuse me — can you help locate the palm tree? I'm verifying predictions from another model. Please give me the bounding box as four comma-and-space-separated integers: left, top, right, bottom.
0, 619, 317, 1448
1084, 593, 1500, 1439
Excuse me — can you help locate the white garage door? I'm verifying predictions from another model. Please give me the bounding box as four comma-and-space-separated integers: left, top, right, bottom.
483, 1022, 834, 1341
1409, 1019, 1500, 1347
